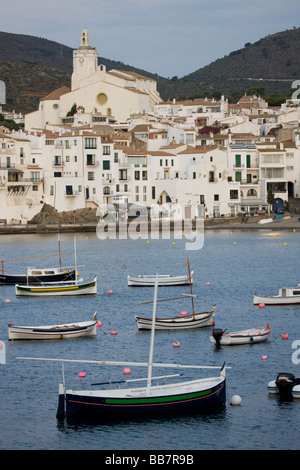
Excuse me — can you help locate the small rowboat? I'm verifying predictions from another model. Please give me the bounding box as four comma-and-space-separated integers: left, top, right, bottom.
15, 276, 97, 297
210, 324, 271, 346
135, 305, 216, 330
127, 270, 194, 287
8, 313, 98, 340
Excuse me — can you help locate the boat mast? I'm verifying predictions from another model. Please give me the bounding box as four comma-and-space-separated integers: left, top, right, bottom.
74, 237, 77, 283
185, 258, 194, 316
58, 229, 62, 271
146, 274, 159, 395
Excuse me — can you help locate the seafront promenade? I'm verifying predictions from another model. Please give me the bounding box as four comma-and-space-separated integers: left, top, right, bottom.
0, 214, 298, 234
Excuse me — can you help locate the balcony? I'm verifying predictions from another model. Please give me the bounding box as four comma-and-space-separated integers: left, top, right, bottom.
53, 160, 64, 167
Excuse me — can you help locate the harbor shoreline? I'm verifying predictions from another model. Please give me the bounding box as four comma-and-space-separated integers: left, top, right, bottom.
0, 215, 298, 235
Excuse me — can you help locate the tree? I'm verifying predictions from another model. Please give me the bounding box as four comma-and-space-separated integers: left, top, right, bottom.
66, 103, 77, 116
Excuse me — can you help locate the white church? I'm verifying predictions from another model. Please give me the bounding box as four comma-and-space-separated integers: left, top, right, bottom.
25, 29, 162, 129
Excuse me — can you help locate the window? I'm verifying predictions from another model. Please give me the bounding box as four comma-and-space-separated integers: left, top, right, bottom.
119, 169, 127, 180
135, 186, 139, 193
32, 185, 38, 191
50, 185, 54, 196
247, 189, 257, 197
235, 171, 241, 182
230, 190, 238, 200
135, 171, 140, 180
54, 172, 62, 177
88, 172, 94, 180
66, 155, 70, 162
54, 156, 61, 165
193, 172, 196, 179
142, 171, 147, 180
214, 194, 219, 201
114, 152, 119, 163
209, 171, 215, 182
200, 195, 205, 204
246, 155, 251, 168
65, 185, 73, 195
103, 186, 110, 195
87, 154, 95, 165
103, 145, 110, 155
235, 155, 241, 167
160, 159, 163, 166
124, 184, 128, 192
85, 137, 97, 149
152, 186, 156, 199
30, 171, 40, 182
103, 160, 110, 170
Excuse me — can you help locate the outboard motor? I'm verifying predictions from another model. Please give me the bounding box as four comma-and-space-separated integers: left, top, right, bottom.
212, 328, 225, 347
275, 373, 296, 398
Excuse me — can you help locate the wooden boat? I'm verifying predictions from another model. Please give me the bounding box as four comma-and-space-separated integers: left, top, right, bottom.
18, 275, 230, 418
135, 305, 216, 330
8, 313, 98, 340
0, 234, 75, 285
210, 324, 271, 346
253, 286, 300, 305
126, 259, 194, 287
127, 271, 193, 287
0, 266, 76, 286
135, 258, 214, 331
15, 276, 97, 297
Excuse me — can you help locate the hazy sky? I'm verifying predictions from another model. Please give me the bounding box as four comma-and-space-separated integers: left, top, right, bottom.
1, 0, 300, 78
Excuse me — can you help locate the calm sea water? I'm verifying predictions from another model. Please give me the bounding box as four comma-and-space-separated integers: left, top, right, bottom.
0, 228, 300, 451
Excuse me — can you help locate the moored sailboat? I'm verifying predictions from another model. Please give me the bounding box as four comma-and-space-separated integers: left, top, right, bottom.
18, 274, 230, 418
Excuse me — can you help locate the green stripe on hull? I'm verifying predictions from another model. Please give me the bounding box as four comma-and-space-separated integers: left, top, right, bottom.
105, 389, 212, 405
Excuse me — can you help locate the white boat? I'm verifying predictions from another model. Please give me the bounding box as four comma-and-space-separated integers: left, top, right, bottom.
8, 313, 98, 340
126, 259, 194, 287
15, 276, 97, 297
127, 271, 194, 287
135, 259, 214, 330
18, 275, 230, 418
210, 324, 271, 346
135, 305, 216, 330
253, 286, 300, 305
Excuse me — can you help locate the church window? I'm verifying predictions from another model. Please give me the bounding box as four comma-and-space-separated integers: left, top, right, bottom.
96, 93, 108, 105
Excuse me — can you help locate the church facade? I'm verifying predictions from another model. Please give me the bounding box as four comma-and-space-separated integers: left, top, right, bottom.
25, 29, 162, 129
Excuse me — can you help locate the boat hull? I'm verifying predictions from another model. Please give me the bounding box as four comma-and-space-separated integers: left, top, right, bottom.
0, 269, 76, 285
62, 376, 226, 416
210, 326, 271, 346
128, 271, 193, 287
8, 320, 97, 340
15, 277, 97, 297
253, 294, 300, 305
135, 310, 214, 330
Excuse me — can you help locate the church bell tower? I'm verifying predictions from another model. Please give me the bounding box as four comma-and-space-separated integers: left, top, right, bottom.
71, 29, 98, 91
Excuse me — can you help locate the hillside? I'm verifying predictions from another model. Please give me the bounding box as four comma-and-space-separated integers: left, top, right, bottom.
161, 28, 300, 100
1, 28, 300, 113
